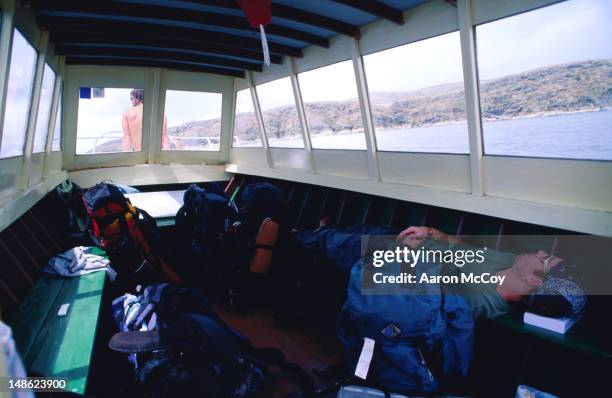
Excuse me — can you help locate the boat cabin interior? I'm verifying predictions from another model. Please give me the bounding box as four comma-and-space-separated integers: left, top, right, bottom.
0, 0, 610, 397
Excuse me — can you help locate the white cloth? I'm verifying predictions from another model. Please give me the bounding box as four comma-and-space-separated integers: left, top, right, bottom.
44, 246, 117, 282
0, 321, 34, 398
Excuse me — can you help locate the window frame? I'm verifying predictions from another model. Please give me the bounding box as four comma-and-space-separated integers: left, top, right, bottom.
297, 59, 368, 151
362, 30, 470, 156
474, 0, 612, 162
0, 28, 39, 159
32, 62, 56, 154
255, 76, 305, 149
156, 69, 233, 165
162, 88, 224, 153
231, 88, 263, 149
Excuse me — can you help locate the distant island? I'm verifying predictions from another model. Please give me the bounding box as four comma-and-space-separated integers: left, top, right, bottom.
92, 59, 611, 152
234, 58, 611, 142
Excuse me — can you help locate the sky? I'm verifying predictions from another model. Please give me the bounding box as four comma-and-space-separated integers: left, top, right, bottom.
256, 77, 296, 111
77, 88, 134, 139
0, 30, 37, 158
476, 0, 612, 80
299, 60, 359, 102
164, 90, 222, 127
235, 89, 255, 114
32, 64, 56, 153
254, 0, 612, 102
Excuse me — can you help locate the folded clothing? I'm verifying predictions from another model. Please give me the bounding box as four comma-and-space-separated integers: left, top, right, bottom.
44, 246, 117, 281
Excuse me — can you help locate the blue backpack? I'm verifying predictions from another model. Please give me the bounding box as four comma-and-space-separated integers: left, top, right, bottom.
335, 237, 474, 395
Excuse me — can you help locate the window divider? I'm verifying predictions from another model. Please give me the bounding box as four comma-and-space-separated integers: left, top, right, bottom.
19, 30, 48, 191
352, 38, 381, 181
42, 58, 64, 178
146, 67, 162, 164
289, 57, 316, 173
247, 71, 273, 169
458, 0, 485, 195
0, 0, 16, 154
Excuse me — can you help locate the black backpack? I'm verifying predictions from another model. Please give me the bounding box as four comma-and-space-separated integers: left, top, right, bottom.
174, 184, 238, 286
110, 285, 314, 398
54, 180, 90, 242
221, 182, 288, 308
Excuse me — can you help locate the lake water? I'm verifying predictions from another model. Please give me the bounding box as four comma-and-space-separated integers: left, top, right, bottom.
266, 110, 612, 161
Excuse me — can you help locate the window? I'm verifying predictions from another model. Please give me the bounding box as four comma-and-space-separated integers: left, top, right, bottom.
32, 64, 56, 153
52, 89, 62, 151
298, 60, 366, 150
232, 89, 262, 147
256, 77, 303, 148
76, 87, 144, 154
363, 31, 468, 153
163, 90, 223, 151
0, 29, 37, 158
476, 0, 612, 160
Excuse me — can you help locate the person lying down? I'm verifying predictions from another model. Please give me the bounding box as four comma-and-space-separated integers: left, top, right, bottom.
295, 222, 563, 319
293, 222, 583, 395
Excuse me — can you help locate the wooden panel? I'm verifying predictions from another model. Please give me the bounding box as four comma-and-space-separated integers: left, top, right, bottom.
338, 192, 371, 227
391, 202, 428, 229
365, 197, 398, 227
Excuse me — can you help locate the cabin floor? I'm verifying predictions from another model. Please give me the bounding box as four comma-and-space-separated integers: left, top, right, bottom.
216, 305, 343, 398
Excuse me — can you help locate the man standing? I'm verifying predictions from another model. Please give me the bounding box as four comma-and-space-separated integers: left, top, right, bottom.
122, 89, 169, 151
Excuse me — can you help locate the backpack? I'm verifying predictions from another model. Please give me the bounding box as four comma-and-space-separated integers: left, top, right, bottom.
110, 284, 314, 398
174, 184, 238, 285
337, 250, 474, 395
54, 180, 90, 241
221, 183, 287, 308
82, 183, 181, 285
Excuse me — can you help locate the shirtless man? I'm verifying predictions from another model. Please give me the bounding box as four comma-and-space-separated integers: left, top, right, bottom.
122, 89, 170, 151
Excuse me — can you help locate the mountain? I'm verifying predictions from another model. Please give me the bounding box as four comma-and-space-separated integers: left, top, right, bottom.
93, 59, 611, 151
230, 59, 612, 142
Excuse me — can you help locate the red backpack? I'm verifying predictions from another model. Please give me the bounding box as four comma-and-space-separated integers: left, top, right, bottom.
83, 183, 181, 285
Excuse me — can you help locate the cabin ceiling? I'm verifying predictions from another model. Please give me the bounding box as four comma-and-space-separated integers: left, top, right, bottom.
23, 0, 432, 78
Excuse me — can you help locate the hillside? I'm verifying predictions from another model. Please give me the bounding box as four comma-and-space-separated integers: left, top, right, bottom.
92, 59, 608, 149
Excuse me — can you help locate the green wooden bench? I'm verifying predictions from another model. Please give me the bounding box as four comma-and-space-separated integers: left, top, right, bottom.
491, 310, 612, 359
7, 270, 106, 394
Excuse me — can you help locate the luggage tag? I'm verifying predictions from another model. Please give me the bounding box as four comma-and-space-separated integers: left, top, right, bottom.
354, 337, 375, 380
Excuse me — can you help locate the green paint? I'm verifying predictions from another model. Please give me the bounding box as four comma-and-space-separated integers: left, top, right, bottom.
8, 272, 106, 394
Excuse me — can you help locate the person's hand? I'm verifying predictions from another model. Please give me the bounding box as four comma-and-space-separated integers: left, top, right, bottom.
497, 251, 562, 301
397, 226, 430, 248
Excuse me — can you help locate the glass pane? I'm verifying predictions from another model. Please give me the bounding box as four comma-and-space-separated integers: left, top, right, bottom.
233, 89, 262, 147
477, 0, 612, 160
299, 60, 366, 150
0, 30, 37, 158
364, 31, 468, 153
163, 90, 223, 151
32, 64, 56, 153
52, 89, 62, 151
256, 77, 304, 148
76, 88, 143, 154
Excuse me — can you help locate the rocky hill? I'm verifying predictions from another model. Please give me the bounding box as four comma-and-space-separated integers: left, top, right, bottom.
230, 59, 611, 142
95, 59, 609, 150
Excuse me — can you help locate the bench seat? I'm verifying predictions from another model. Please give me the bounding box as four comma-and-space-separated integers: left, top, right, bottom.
8, 270, 106, 394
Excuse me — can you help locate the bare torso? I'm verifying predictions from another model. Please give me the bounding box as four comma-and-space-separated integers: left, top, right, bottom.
122, 103, 143, 151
